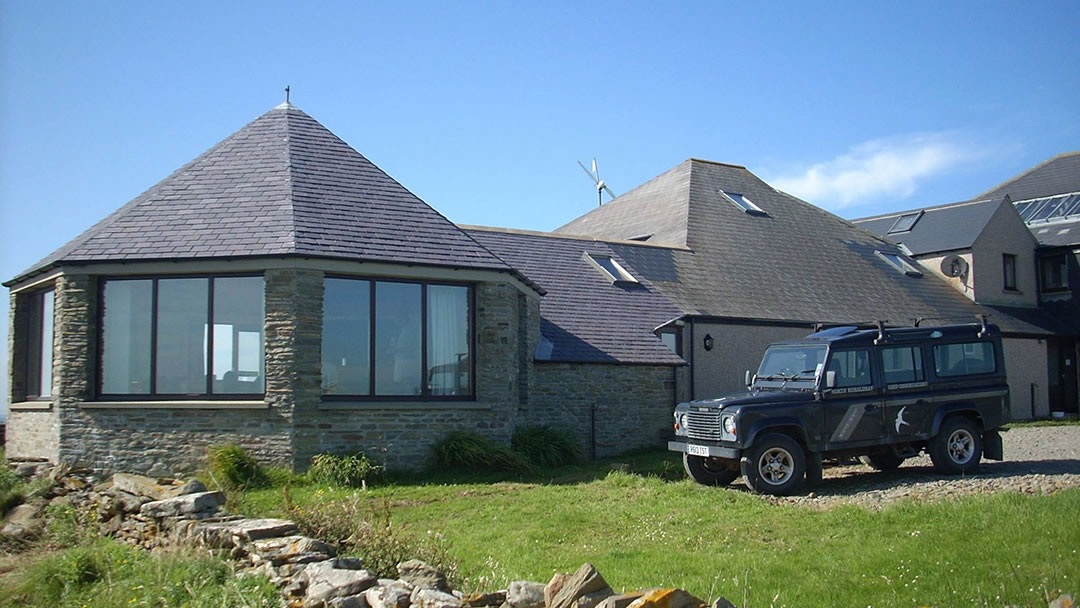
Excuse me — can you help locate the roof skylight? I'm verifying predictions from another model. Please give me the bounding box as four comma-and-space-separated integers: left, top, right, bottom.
887, 210, 924, 234
1015, 193, 1080, 224
584, 252, 638, 284
721, 190, 767, 215
875, 250, 923, 277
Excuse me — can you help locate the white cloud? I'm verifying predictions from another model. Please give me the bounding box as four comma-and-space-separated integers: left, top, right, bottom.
768, 133, 982, 209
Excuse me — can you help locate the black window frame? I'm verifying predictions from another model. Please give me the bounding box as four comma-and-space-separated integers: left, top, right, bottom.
827, 348, 875, 390
1002, 253, 1018, 291
96, 274, 267, 401
1040, 254, 1069, 293
880, 345, 925, 385
24, 288, 56, 400
321, 275, 477, 402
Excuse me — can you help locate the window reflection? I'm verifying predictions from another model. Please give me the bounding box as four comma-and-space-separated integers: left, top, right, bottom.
427, 285, 470, 396
102, 280, 153, 394
156, 278, 209, 394
375, 282, 422, 395
213, 277, 265, 394
322, 279, 371, 395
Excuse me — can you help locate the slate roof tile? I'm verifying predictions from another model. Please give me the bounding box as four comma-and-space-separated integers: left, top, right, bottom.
12, 103, 517, 284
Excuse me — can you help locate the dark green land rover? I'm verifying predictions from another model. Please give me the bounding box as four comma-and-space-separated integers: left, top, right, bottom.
669, 321, 1009, 496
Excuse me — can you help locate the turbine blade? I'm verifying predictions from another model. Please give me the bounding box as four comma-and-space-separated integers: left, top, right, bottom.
603, 184, 618, 199
592, 158, 598, 175
578, 160, 599, 183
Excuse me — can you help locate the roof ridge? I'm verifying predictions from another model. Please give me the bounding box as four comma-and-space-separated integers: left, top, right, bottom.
975, 150, 1080, 199
851, 197, 998, 222
281, 107, 300, 253
460, 224, 692, 250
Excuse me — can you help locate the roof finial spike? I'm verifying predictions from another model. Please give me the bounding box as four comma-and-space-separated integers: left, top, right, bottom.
285, 85, 291, 104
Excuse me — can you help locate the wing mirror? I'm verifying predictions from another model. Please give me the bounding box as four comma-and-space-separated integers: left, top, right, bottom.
745, 370, 753, 388
825, 370, 837, 389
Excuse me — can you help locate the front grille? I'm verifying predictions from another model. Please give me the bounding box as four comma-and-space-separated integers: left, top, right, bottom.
686, 409, 723, 442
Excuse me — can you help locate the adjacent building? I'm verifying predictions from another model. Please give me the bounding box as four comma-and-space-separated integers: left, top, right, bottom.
854, 152, 1080, 417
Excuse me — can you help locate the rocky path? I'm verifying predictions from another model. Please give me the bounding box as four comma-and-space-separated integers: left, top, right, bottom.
767, 426, 1080, 509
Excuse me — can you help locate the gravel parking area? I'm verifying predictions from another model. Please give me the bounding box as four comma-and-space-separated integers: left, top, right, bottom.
761, 426, 1080, 509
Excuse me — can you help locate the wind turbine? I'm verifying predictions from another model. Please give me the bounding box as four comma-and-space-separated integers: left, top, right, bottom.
578, 158, 618, 207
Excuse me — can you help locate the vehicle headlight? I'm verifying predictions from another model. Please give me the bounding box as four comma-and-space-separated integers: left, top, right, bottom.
722, 416, 737, 437
673, 411, 688, 436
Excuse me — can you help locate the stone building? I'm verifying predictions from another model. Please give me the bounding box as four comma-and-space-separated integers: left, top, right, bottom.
6, 103, 1044, 474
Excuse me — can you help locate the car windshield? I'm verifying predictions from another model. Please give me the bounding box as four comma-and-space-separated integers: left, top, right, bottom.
755, 345, 828, 387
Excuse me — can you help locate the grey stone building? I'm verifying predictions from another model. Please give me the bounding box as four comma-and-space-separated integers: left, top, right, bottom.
4, 103, 687, 473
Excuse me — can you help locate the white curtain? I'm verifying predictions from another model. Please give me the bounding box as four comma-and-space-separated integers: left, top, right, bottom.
427, 286, 469, 395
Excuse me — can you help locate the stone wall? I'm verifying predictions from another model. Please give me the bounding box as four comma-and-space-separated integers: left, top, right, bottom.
530, 363, 682, 459
53, 273, 297, 474
6, 287, 61, 461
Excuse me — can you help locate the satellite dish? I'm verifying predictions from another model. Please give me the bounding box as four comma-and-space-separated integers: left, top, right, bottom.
940, 255, 969, 278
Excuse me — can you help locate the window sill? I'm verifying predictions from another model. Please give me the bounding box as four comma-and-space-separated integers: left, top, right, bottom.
318, 401, 492, 411
82, 400, 268, 410
9, 401, 53, 411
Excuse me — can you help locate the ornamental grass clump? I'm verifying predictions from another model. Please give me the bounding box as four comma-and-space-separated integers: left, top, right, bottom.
308, 451, 384, 488
207, 444, 269, 490
511, 424, 581, 468
430, 431, 533, 474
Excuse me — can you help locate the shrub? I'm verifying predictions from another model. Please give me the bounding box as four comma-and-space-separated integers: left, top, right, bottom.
308, 452, 384, 488
284, 489, 460, 585
511, 424, 581, 468
45, 503, 92, 548
207, 444, 269, 490
0, 450, 27, 515
430, 431, 533, 474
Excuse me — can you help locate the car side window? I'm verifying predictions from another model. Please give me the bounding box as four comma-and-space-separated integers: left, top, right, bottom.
934, 342, 996, 377
882, 345, 924, 384
828, 349, 873, 388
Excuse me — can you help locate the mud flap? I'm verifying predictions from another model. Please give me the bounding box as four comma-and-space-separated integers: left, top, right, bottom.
983, 430, 1003, 460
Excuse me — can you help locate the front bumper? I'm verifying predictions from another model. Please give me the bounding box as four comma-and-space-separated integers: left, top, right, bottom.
667, 441, 741, 460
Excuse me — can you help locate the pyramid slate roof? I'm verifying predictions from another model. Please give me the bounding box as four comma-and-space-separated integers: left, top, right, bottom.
555, 159, 1049, 334
977, 151, 1080, 202
464, 227, 685, 365
11, 103, 516, 284
851, 198, 1005, 256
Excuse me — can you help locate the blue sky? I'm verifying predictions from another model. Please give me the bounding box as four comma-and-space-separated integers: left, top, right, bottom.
1, 1, 1078, 416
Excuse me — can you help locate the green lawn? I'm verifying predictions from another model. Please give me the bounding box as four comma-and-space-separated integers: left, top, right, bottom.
233, 450, 1079, 608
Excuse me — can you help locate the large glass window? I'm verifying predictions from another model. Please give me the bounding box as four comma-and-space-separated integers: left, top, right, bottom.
1040, 255, 1068, 292
99, 276, 265, 398
322, 277, 473, 399
934, 342, 996, 377
25, 289, 55, 399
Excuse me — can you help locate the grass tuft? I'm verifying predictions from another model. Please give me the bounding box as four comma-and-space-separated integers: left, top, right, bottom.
308, 451, 384, 488
511, 425, 581, 468
207, 444, 269, 490
430, 431, 533, 475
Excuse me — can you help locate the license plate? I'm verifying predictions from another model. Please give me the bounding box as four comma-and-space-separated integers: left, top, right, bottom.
687, 444, 709, 457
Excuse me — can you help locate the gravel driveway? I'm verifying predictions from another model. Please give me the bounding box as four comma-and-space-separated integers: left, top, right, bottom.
761, 426, 1080, 509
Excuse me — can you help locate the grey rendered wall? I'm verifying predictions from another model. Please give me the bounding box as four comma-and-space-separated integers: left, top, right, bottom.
689, 322, 810, 399
1001, 337, 1049, 419
970, 202, 1039, 308
917, 251, 976, 301
530, 362, 684, 458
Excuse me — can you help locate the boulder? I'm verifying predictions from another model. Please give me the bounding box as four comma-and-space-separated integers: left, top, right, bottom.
367, 584, 413, 608
397, 559, 452, 593
549, 564, 613, 608
176, 479, 208, 495
412, 588, 463, 608
545, 572, 570, 608
507, 582, 545, 608
711, 597, 736, 608
1049, 595, 1075, 608
110, 489, 152, 514
303, 562, 378, 608
328, 595, 371, 608
0, 503, 43, 540
625, 589, 706, 608
249, 535, 336, 566
114, 473, 173, 500
576, 591, 616, 608
597, 592, 646, 608
139, 491, 225, 518
462, 590, 507, 607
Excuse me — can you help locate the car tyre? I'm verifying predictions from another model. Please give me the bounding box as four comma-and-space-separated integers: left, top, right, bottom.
683, 454, 740, 486
859, 450, 905, 471
741, 433, 806, 496
929, 417, 982, 474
